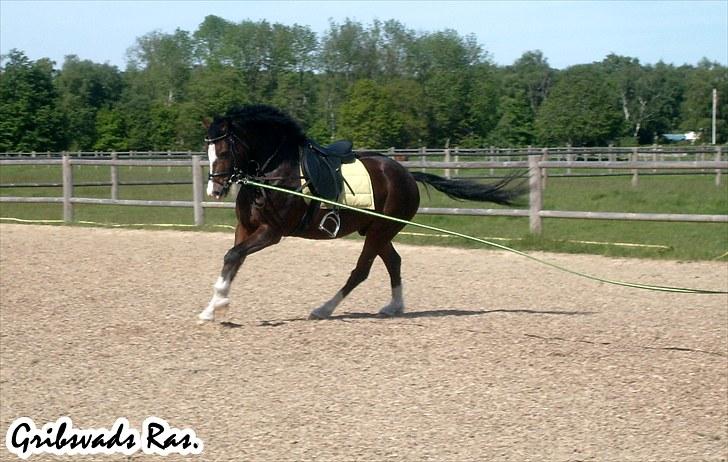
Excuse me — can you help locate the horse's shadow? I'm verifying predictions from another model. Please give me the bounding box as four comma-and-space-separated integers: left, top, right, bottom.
248, 307, 593, 328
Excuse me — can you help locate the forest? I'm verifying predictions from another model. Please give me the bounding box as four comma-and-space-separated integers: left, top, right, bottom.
1, 15, 726, 152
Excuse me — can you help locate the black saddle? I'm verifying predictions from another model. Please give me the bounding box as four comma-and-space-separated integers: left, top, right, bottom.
300, 139, 356, 203
309, 139, 354, 158
297, 139, 356, 237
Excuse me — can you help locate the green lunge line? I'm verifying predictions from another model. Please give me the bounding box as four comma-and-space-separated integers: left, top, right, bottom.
241, 178, 728, 295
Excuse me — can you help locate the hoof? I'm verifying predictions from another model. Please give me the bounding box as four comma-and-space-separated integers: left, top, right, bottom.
378, 304, 404, 317
309, 299, 340, 320
197, 312, 215, 324
308, 309, 330, 320
197, 310, 229, 324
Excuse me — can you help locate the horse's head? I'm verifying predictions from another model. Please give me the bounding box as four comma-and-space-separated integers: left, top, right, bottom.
204, 105, 307, 199
204, 117, 242, 199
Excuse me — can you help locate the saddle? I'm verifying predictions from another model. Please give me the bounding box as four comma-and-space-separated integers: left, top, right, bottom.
300, 139, 356, 202
298, 139, 356, 237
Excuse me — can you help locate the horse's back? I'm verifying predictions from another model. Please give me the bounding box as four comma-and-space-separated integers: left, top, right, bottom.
357, 152, 419, 220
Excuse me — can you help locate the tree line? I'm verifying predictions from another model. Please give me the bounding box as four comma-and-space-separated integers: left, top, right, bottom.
1, 16, 726, 152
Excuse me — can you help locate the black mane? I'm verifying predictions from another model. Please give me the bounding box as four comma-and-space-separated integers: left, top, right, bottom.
211, 104, 306, 169
220, 104, 305, 143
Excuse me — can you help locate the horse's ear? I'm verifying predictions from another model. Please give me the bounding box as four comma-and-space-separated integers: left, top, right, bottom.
201, 117, 212, 129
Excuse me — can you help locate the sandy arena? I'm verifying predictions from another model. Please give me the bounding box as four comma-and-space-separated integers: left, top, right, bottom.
1, 224, 726, 461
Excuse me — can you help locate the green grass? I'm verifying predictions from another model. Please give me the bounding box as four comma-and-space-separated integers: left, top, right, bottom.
1, 164, 726, 261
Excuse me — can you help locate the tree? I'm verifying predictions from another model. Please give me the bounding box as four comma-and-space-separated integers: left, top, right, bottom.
320, 19, 379, 81
8, 17, 725, 152
510, 50, 554, 113
317, 19, 377, 141
270, 71, 319, 129
56, 55, 123, 149
193, 15, 234, 66
377, 20, 417, 77
464, 63, 501, 145
413, 30, 488, 145
632, 62, 684, 143
424, 70, 470, 145
337, 79, 426, 148
679, 59, 728, 143
94, 106, 128, 150
0, 50, 66, 151
410, 29, 485, 83
535, 65, 623, 146
481, 50, 554, 147
488, 90, 534, 146
383, 78, 427, 147
127, 28, 194, 104
597, 54, 685, 144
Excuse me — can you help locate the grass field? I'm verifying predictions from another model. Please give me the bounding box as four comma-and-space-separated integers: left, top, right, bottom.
1, 163, 726, 261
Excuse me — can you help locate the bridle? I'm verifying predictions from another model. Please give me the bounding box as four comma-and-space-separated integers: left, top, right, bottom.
204, 129, 291, 197
204, 131, 247, 188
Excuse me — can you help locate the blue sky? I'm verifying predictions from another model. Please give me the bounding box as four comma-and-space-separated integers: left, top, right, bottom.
1, 0, 726, 69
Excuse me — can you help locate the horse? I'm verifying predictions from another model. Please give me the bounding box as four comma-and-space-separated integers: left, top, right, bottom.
198, 104, 525, 322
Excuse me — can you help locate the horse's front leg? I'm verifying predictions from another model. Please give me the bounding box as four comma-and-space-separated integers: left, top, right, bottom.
198, 224, 281, 322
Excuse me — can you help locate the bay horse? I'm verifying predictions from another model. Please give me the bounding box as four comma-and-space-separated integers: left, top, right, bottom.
198, 105, 524, 322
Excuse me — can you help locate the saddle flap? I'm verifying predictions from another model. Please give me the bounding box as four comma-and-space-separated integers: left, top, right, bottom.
301, 145, 343, 202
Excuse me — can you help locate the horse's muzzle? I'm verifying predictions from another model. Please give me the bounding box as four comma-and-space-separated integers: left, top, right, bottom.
207, 178, 229, 199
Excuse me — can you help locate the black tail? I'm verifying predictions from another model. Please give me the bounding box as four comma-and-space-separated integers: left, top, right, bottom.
410, 171, 526, 206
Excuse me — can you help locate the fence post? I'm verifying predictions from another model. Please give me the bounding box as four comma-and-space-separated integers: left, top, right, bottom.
716, 146, 723, 187
541, 148, 549, 189
528, 153, 543, 235
566, 144, 573, 175
420, 146, 426, 172
444, 146, 451, 179
454, 147, 460, 177
631, 147, 639, 187
62, 155, 73, 223
191, 155, 205, 226
608, 144, 614, 174
110, 151, 119, 200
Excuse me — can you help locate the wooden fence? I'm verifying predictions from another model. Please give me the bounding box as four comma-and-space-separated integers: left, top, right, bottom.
1, 150, 726, 234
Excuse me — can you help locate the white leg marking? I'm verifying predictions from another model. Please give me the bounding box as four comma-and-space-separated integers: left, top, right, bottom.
379, 285, 404, 316
309, 291, 344, 319
198, 276, 231, 323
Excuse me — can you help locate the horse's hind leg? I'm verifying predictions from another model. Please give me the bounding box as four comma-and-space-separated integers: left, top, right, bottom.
377, 242, 405, 316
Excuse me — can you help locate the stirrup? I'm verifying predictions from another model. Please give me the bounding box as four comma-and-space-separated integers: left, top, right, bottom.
318, 210, 341, 238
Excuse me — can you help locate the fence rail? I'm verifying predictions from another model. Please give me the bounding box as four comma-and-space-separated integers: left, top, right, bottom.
1, 151, 726, 233
1, 145, 723, 159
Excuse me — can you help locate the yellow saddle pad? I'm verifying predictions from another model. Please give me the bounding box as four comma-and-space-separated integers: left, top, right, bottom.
301, 159, 375, 210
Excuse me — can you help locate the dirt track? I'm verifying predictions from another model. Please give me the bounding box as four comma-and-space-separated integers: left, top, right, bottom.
1, 224, 726, 461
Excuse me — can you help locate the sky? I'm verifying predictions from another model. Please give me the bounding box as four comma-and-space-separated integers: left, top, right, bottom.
1, 0, 726, 70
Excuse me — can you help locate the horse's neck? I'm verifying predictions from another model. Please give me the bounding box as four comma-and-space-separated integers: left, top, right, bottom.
253, 138, 300, 172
